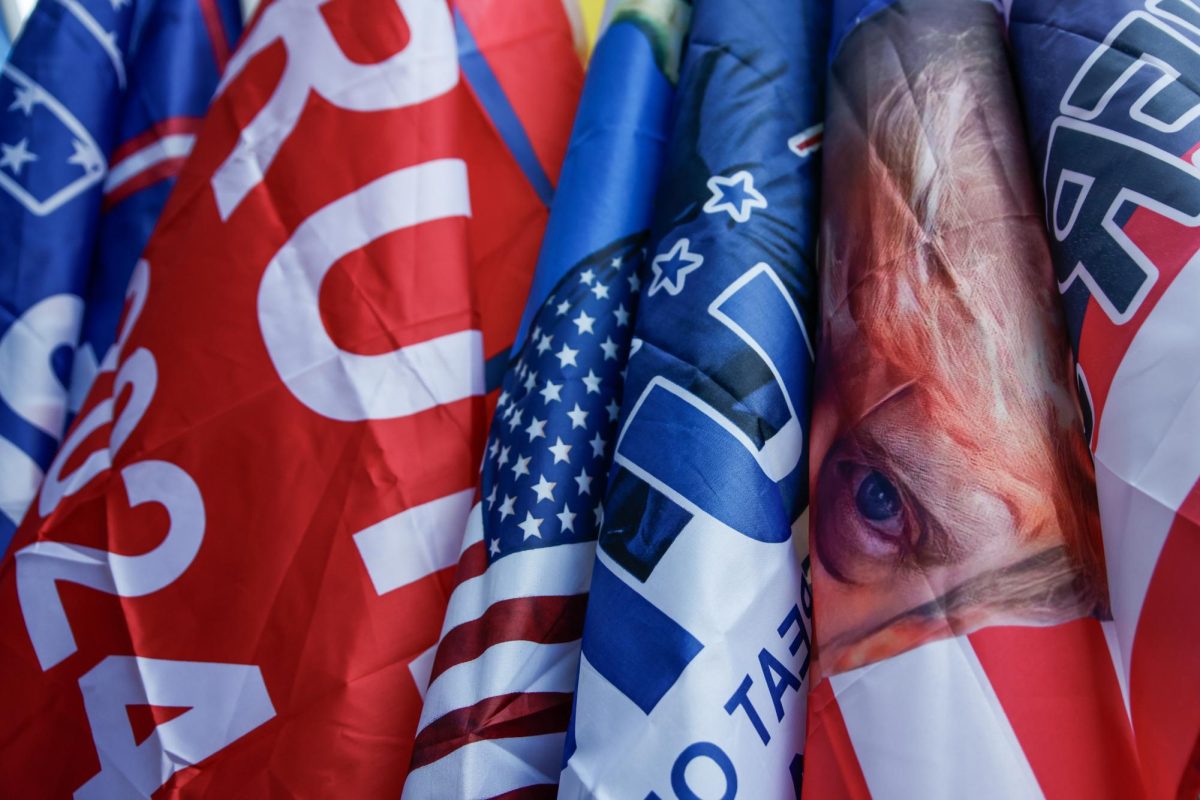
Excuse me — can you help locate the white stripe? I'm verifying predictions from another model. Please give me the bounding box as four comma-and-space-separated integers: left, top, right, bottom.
460, 501, 483, 555
104, 134, 196, 194
409, 643, 437, 700
402, 733, 564, 800
438, 541, 594, 636
417, 639, 580, 730
354, 489, 474, 595
1093, 249, 1200, 703
831, 636, 1044, 800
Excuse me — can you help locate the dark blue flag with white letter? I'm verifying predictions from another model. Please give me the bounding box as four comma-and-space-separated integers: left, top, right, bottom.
560, 0, 827, 796
0, 0, 240, 547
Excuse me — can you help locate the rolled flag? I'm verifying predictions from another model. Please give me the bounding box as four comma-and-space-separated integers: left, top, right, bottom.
560, 0, 826, 796
803, 1, 1143, 798
1007, 0, 1200, 795
0, 0, 241, 549
0, 0, 582, 794
405, 2, 688, 796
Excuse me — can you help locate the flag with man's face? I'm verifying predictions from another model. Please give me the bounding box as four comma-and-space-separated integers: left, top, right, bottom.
560, 0, 826, 795
803, 1, 1142, 797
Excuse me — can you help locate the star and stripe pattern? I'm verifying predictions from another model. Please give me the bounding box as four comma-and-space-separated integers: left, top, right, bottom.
406, 234, 644, 796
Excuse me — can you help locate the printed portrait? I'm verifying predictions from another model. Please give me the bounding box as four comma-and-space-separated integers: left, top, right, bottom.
809, 0, 1109, 677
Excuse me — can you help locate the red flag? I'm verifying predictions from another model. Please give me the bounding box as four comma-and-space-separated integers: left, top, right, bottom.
0, 0, 581, 795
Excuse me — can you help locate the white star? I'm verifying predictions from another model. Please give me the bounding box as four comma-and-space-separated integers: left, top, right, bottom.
600, 336, 619, 361
566, 403, 589, 429
575, 469, 593, 496
498, 390, 510, 408
110, 0, 130, 10
628, 273, 641, 292
67, 139, 103, 174
512, 455, 532, 479
614, 304, 630, 326
649, 238, 704, 297
606, 399, 621, 421
611, 256, 623, 267
532, 324, 542, 341
488, 537, 501, 556
525, 416, 547, 441
540, 380, 563, 404
556, 343, 579, 368
8, 86, 38, 116
518, 511, 544, 540
0, 138, 37, 176
591, 283, 610, 300
589, 431, 606, 457
580, 268, 595, 285
488, 439, 500, 458
582, 370, 602, 394
703, 170, 768, 223
498, 445, 511, 467
548, 436, 572, 464
523, 370, 538, 392
532, 474, 557, 503
557, 505, 576, 533
573, 310, 596, 335
556, 300, 571, 316
486, 485, 498, 509
536, 333, 554, 355
499, 495, 516, 520
507, 407, 524, 431
594, 504, 604, 527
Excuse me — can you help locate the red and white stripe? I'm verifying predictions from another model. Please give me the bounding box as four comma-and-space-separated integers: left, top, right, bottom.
103, 117, 203, 209
404, 502, 595, 799
805, 619, 1142, 800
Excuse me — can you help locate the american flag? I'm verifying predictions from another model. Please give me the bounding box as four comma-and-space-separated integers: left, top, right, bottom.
405, 234, 644, 798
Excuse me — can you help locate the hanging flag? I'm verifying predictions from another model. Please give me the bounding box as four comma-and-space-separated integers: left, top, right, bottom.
0, 0, 241, 549
1007, 0, 1200, 796
0, 0, 582, 795
405, 2, 687, 796
803, 1, 1143, 798
560, 0, 826, 796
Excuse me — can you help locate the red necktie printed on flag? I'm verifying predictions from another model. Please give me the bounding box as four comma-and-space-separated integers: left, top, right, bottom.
0, 0, 581, 796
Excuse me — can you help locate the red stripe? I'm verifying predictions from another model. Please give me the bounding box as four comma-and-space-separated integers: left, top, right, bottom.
197, 0, 232, 71
429, 594, 586, 684
802, 679, 871, 799
109, 117, 203, 166
409, 691, 572, 770
791, 134, 823, 153
489, 785, 557, 800
102, 157, 187, 210
970, 620, 1143, 800
456, 540, 489, 585
1130, 483, 1200, 800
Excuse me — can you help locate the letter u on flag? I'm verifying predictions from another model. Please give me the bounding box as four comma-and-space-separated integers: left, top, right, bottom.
0, 0, 582, 795
561, 0, 827, 796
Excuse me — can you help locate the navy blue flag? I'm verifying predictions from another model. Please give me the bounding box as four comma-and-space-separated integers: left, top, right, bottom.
0, 0, 240, 547
561, 0, 827, 795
